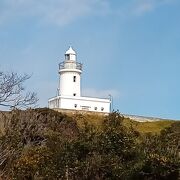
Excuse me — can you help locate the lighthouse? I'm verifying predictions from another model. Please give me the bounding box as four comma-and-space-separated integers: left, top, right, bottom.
48, 46, 111, 113
59, 46, 82, 97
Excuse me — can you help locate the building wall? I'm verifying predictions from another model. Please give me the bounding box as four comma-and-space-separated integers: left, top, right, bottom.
48, 96, 110, 113
59, 71, 81, 97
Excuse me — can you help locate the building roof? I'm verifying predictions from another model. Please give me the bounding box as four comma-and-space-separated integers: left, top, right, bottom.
65, 46, 76, 55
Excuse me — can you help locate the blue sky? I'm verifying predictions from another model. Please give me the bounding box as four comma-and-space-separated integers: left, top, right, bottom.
0, 0, 180, 119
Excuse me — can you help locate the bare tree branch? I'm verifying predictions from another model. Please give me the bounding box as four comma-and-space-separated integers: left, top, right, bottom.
0, 71, 38, 109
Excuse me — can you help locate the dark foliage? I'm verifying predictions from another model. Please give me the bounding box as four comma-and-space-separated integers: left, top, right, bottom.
0, 109, 179, 180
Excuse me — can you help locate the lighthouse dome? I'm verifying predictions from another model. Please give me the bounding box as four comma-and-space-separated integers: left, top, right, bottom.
65, 46, 76, 55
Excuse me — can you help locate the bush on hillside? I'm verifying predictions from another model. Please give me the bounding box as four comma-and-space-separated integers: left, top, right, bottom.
0, 108, 79, 179
0, 109, 179, 180
136, 121, 180, 180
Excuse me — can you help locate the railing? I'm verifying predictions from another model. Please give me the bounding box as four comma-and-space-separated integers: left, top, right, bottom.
59, 61, 82, 71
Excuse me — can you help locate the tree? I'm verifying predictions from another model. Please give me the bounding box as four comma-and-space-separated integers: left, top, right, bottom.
137, 122, 180, 180
0, 71, 38, 109
0, 108, 79, 179
1, 109, 178, 180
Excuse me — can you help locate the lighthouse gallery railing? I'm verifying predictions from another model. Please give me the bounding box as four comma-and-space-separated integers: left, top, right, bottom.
59, 61, 82, 71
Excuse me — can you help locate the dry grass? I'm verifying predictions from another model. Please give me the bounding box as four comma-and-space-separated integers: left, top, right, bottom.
0, 112, 6, 135
70, 112, 175, 134
71, 112, 105, 129
123, 118, 174, 134
0, 110, 176, 135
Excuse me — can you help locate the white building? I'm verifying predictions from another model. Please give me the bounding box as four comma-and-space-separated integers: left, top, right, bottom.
48, 47, 111, 113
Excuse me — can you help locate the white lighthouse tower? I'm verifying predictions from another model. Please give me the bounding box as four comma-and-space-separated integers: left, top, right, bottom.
48, 46, 111, 113
59, 46, 82, 97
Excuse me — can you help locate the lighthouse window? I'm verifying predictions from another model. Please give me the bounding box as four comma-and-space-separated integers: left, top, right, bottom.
73, 93, 76, 96
73, 76, 76, 82
74, 104, 77, 108
66, 54, 70, 60
94, 107, 97, 110
101, 107, 104, 111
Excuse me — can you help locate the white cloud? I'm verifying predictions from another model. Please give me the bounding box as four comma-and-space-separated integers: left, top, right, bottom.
134, 1, 154, 14
0, 0, 176, 25
116, 0, 176, 17
0, 0, 110, 26
133, 0, 176, 15
82, 88, 120, 99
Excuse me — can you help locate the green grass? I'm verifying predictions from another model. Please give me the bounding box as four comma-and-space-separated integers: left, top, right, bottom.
123, 118, 174, 134
0, 110, 176, 135
71, 112, 175, 134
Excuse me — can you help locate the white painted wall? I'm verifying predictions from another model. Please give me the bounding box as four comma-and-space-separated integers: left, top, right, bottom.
59, 70, 81, 97
48, 96, 110, 113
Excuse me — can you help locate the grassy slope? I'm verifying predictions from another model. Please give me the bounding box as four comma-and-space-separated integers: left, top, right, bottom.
123, 118, 174, 134
71, 112, 175, 134
0, 110, 176, 135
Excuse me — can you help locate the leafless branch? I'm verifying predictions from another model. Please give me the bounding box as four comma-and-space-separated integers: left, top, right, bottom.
0, 71, 38, 109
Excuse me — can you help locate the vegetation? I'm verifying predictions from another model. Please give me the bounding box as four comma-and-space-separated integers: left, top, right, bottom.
0, 70, 38, 109
0, 108, 179, 179
123, 118, 174, 134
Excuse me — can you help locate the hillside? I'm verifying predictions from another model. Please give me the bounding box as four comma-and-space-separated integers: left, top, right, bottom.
65, 112, 176, 134
0, 109, 179, 179
0, 110, 177, 135
50, 108, 178, 133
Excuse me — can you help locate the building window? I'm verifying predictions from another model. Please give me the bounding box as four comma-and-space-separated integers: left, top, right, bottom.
73, 76, 76, 82
74, 104, 77, 108
101, 107, 104, 111
73, 93, 76, 96
94, 107, 97, 110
